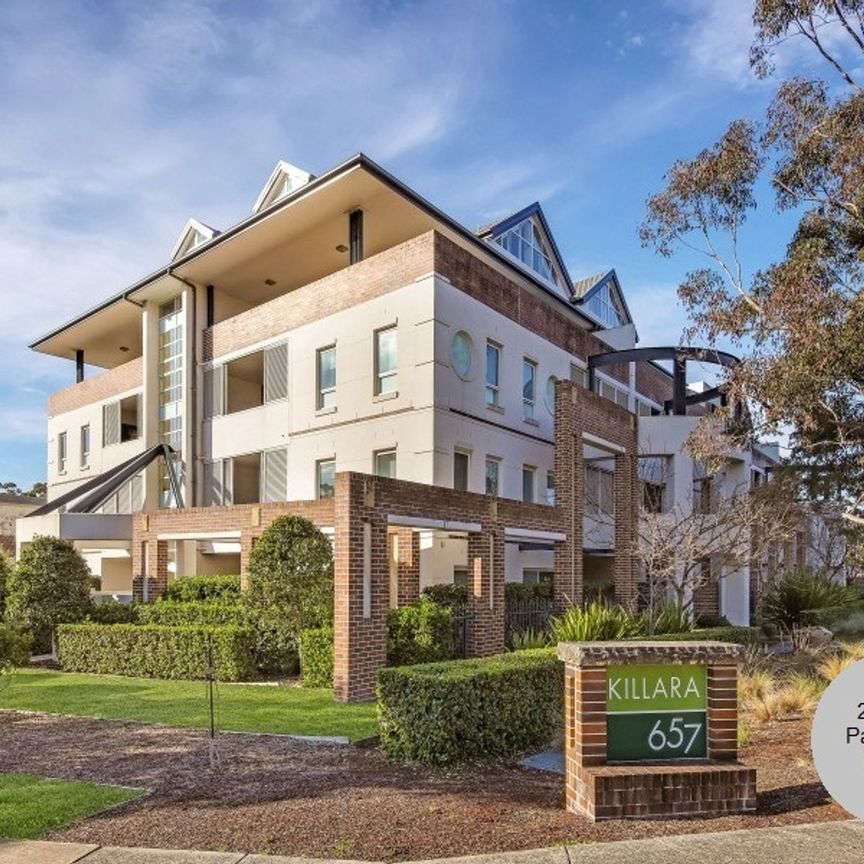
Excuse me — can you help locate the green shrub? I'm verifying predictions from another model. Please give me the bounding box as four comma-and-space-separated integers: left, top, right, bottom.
651, 626, 760, 646
6, 536, 92, 653
246, 516, 333, 635
651, 600, 695, 635
57, 623, 257, 681
377, 649, 562, 764
164, 575, 242, 604
85, 599, 137, 624
299, 626, 334, 687
761, 570, 863, 633
387, 597, 453, 666
510, 627, 550, 650
137, 601, 298, 676
550, 600, 647, 642
505, 582, 554, 602
0, 551, 12, 620
0, 624, 32, 669
421, 583, 468, 607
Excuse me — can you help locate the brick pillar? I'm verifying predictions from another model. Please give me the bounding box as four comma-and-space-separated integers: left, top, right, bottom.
554, 380, 583, 609
333, 473, 389, 702
466, 527, 505, 657
133, 538, 169, 602
564, 664, 607, 818
394, 528, 420, 607
707, 663, 738, 761
613, 451, 638, 608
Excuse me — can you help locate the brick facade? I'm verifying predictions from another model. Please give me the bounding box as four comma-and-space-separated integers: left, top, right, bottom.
49, 356, 143, 417
635, 361, 674, 407
560, 642, 755, 821
393, 528, 420, 607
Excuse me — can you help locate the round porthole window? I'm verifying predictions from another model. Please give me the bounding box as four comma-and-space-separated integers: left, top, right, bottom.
451, 331, 474, 380
546, 375, 557, 413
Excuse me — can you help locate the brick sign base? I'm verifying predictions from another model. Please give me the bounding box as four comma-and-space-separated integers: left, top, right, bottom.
558, 641, 757, 821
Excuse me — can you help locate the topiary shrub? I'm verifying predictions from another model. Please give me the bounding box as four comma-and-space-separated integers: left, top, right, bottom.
0, 551, 12, 620
6, 536, 92, 653
761, 570, 863, 633
377, 649, 563, 764
57, 623, 256, 681
0, 624, 32, 670
246, 516, 333, 633
164, 574, 242, 603
299, 626, 334, 687
387, 597, 454, 666
422, 583, 469, 607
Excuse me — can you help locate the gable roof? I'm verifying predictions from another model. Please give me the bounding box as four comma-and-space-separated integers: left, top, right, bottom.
571, 270, 608, 299
252, 160, 315, 213
573, 268, 635, 331
170, 218, 220, 261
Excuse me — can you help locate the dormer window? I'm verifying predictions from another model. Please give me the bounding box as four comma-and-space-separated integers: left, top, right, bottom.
253, 161, 314, 213
494, 217, 558, 284
584, 282, 627, 328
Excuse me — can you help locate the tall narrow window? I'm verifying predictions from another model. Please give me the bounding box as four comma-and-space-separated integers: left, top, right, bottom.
375, 326, 398, 395
522, 358, 537, 420
453, 450, 469, 491
522, 465, 535, 503
317, 345, 336, 410
486, 341, 501, 406
58, 432, 67, 473
158, 296, 184, 507
546, 470, 555, 505
485, 457, 500, 496
375, 449, 397, 479
80, 425, 90, 468
316, 458, 335, 499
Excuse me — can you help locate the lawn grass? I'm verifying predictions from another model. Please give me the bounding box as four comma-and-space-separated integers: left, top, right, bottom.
0, 669, 378, 741
0, 772, 142, 839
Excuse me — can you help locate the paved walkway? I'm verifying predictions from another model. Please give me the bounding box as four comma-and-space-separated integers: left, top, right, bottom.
2, 821, 863, 864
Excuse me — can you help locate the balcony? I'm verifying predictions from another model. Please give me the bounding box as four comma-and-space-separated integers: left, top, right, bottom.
49, 357, 143, 418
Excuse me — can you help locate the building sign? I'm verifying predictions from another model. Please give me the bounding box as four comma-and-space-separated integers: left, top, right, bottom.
606, 663, 707, 762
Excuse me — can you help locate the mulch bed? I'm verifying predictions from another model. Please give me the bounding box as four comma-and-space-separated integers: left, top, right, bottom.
0, 710, 847, 861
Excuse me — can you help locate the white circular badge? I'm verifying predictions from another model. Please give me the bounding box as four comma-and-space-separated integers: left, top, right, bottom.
812, 658, 864, 818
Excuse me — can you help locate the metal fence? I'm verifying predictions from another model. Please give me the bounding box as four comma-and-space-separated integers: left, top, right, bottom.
505, 597, 556, 645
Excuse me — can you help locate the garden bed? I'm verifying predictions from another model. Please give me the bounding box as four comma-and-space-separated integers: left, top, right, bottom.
0, 709, 845, 861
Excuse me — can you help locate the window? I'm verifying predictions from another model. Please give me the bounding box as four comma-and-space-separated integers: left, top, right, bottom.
494, 217, 559, 285
453, 450, 470, 491
584, 282, 626, 328
523, 568, 554, 585
545, 376, 557, 413
693, 474, 715, 515
585, 463, 615, 517
571, 362, 590, 389
317, 459, 335, 499
522, 465, 535, 503
451, 331, 473, 380
597, 377, 630, 410
317, 345, 336, 410
453, 566, 469, 586
103, 395, 140, 446
485, 457, 500, 496
375, 326, 398, 395
57, 431, 67, 473
639, 456, 667, 514
636, 399, 655, 417
80, 425, 90, 468
375, 449, 397, 479
486, 341, 501, 406
522, 358, 537, 420
546, 470, 556, 505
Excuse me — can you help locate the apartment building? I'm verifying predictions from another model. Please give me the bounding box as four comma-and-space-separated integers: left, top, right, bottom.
19, 154, 782, 637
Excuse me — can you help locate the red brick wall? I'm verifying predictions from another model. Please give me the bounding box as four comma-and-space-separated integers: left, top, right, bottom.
49, 357, 143, 417
204, 232, 436, 361
635, 361, 673, 407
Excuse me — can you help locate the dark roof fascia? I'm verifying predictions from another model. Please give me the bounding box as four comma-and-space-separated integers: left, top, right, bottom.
31, 153, 598, 349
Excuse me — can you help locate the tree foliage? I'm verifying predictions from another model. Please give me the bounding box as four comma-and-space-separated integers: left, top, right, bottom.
246, 515, 334, 634
6, 536, 92, 652
641, 0, 864, 507
0, 551, 12, 620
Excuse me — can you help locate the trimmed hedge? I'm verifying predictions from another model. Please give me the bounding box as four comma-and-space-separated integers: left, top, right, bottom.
136, 600, 246, 627
387, 597, 453, 666
86, 599, 138, 624
651, 626, 759, 645
299, 626, 334, 687
377, 648, 563, 764
0, 624, 32, 667
422, 583, 468, 607
504, 582, 554, 602
164, 575, 242, 604
57, 623, 257, 681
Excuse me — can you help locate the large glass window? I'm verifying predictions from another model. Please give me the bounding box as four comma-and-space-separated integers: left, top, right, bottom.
522, 358, 537, 420
375, 327, 398, 395
158, 297, 184, 507
584, 282, 626, 328
485, 457, 500, 496
317, 345, 336, 409
494, 217, 558, 285
454, 450, 469, 491
375, 449, 397, 479
316, 458, 335, 499
486, 341, 501, 406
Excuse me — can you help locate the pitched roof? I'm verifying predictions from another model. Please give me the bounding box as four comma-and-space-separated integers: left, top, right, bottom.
570, 270, 609, 299
170, 218, 220, 261
252, 160, 315, 213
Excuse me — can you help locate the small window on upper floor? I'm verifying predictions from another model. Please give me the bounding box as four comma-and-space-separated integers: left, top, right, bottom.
522, 358, 537, 420
375, 449, 397, 479
57, 431, 67, 474
375, 326, 398, 395
522, 465, 535, 504
317, 345, 336, 410
485, 457, 500, 497
317, 458, 335, 500
454, 450, 470, 492
80, 425, 90, 469
486, 341, 501, 407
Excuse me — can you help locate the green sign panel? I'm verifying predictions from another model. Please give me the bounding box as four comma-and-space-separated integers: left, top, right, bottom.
606, 664, 708, 763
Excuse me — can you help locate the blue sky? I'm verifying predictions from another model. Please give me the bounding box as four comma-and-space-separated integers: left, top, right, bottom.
0, 0, 839, 488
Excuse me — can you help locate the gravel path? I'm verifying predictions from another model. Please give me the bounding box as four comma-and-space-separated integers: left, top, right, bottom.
0, 711, 846, 861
